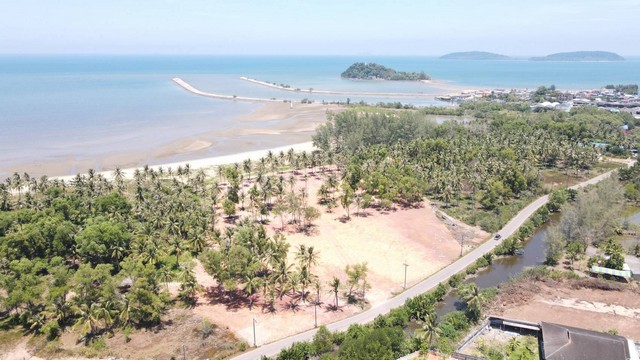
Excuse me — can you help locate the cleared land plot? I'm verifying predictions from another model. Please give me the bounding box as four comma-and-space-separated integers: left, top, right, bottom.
488, 278, 640, 341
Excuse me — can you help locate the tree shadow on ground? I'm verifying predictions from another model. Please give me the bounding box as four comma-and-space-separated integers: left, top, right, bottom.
203, 286, 250, 311
324, 304, 345, 312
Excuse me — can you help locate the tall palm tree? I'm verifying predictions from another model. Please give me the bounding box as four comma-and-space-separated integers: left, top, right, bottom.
169, 237, 184, 267
244, 274, 262, 309
460, 283, 484, 322
159, 265, 173, 293
417, 312, 439, 351
73, 303, 100, 343
243, 159, 252, 181
328, 276, 340, 308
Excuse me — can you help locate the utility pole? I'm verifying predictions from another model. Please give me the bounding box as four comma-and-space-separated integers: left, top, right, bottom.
403, 263, 409, 289
252, 317, 257, 347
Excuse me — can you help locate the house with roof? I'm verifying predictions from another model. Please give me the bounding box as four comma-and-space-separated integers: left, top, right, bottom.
540, 321, 636, 360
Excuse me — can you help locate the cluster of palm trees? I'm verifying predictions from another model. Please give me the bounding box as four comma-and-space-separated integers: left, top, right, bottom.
201, 220, 325, 312
312, 109, 604, 212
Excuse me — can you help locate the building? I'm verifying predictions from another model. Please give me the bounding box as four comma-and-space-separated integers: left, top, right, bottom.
540, 322, 635, 360
457, 317, 639, 360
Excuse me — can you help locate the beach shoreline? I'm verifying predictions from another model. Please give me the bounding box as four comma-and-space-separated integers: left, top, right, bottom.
51, 141, 317, 183
2, 99, 342, 181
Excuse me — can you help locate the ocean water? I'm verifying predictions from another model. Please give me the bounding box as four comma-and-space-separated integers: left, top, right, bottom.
1, 55, 639, 177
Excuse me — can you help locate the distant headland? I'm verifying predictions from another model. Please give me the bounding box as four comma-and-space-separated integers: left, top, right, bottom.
341, 62, 430, 81
530, 51, 625, 62
439, 51, 512, 60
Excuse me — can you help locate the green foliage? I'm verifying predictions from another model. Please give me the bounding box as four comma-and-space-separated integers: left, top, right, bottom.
494, 237, 522, 256
277, 341, 312, 360
311, 325, 334, 355
545, 177, 624, 264
547, 187, 573, 212
605, 84, 639, 95
341, 62, 430, 81
465, 256, 491, 275
448, 273, 465, 288
339, 326, 405, 360
476, 336, 539, 360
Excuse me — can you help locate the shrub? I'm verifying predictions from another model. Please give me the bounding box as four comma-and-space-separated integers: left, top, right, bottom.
277, 341, 311, 360
312, 325, 334, 355
434, 283, 449, 301
448, 273, 465, 288
199, 319, 214, 339
42, 320, 60, 341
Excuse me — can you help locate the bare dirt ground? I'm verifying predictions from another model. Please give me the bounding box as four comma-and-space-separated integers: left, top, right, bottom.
103, 309, 241, 360
193, 168, 488, 345
2, 309, 241, 360
488, 278, 640, 341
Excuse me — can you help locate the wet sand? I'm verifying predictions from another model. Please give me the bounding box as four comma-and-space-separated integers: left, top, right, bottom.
5, 101, 343, 180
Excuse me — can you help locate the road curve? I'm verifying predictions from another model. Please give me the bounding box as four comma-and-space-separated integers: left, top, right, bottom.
232, 170, 615, 359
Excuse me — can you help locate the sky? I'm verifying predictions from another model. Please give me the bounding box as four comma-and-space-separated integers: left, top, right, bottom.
1, 0, 639, 56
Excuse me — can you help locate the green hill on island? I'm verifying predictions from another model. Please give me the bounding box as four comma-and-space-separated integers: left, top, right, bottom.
341, 62, 430, 81
440, 51, 512, 60
531, 51, 625, 61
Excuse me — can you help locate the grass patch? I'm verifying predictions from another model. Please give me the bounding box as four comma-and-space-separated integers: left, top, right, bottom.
595, 161, 625, 170
0, 327, 24, 354
444, 193, 538, 233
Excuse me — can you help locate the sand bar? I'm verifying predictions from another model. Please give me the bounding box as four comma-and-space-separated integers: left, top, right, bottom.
174, 78, 286, 103
241, 76, 477, 96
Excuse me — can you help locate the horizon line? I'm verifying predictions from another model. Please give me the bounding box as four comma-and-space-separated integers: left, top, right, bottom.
1, 52, 640, 58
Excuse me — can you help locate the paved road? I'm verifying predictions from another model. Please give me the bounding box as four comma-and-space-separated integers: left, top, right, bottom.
232, 171, 614, 359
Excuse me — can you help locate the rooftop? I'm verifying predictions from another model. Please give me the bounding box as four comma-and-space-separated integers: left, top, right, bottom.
541, 321, 631, 360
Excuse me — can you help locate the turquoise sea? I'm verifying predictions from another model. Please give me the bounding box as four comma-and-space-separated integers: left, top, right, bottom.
1, 55, 640, 177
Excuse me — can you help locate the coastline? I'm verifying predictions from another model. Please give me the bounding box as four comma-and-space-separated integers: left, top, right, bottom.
4, 100, 342, 180
52, 141, 317, 183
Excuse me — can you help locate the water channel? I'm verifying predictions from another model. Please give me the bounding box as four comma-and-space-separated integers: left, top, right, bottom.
436, 214, 559, 316
436, 207, 640, 316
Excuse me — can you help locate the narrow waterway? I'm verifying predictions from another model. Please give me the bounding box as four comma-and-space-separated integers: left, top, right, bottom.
436, 214, 559, 315
436, 206, 640, 315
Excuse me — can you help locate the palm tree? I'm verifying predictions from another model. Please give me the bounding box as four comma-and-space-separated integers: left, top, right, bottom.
328, 276, 340, 308
73, 303, 100, 343
110, 244, 126, 272
417, 312, 440, 352
460, 283, 484, 322
189, 231, 206, 254
118, 297, 131, 327
243, 159, 252, 181
169, 237, 184, 267
159, 265, 173, 293
244, 274, 262, 309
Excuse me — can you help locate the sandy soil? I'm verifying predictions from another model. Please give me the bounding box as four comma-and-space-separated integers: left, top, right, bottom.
489, 279, 640, 341
192, 169, 487, 346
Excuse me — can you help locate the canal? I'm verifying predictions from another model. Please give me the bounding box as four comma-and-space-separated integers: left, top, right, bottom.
436, 214, 559, 315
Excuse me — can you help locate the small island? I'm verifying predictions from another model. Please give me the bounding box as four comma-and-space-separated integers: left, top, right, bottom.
341, 62, 430, 81
440, 51, 512, 60
531, 51, 625, 62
